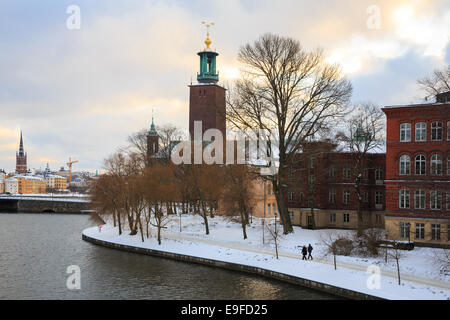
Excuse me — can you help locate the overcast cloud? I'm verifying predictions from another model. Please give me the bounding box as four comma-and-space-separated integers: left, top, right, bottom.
0, 0, 449, 172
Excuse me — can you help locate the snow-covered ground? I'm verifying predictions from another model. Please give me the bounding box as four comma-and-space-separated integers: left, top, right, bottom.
83, 214, 450, 300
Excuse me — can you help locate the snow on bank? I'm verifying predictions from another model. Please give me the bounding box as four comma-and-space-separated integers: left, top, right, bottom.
83, 215, 450, 300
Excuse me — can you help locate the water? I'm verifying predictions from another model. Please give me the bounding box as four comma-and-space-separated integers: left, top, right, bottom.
0, 214, 336, 300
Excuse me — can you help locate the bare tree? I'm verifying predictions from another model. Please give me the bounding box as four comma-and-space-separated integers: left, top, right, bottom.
266, 217, 283, 259
336, 103, 385, 235
221, 165, 257, 240
227, 34, 352, 234
321, 232, 343, 270
126, 125, 185, 161
418, 65, 450, 98
388, 241, 404, 285
433, 249, 450, 275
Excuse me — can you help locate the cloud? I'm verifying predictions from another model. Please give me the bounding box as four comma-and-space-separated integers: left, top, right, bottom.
0, 0, 448, 172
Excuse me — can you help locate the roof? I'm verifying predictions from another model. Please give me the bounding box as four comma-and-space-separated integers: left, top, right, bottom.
382, 102, 449, 110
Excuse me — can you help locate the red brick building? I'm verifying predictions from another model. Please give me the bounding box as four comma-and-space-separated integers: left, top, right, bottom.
382, 92, 450, 246
284, 142, 386, 230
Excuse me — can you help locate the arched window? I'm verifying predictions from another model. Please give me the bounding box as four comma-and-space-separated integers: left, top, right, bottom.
399, 155, 410, 175
415, 122, 426, 141
431, 122, 443, 140
400, 123, 411, 142
430, 154, 442, 175
415, 155, 426, 175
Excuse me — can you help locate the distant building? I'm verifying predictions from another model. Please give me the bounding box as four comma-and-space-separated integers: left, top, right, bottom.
16, 131, 27, 174
382, 92, 450, 247
45, 175, 67, 190
15, 176, 46, 194
0, 169, 6, 181
5, 177, 19, 194
0, 180, 4, 194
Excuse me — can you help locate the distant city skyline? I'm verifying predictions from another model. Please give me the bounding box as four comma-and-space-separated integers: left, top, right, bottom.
0, 0, 449, 171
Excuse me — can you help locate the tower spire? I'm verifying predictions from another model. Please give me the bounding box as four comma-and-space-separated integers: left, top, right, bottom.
197, 22, 219, 84
19, 130, 24, 155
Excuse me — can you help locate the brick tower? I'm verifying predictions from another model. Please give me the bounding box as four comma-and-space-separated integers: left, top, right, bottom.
189, 24, 226, 140
16, 131, 27, 174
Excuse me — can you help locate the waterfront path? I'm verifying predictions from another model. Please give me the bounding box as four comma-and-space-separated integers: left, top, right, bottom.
162, 231, 450, 292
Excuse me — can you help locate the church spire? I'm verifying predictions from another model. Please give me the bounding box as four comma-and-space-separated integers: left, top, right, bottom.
19, 131, 24, 155
148, 113, 158, 136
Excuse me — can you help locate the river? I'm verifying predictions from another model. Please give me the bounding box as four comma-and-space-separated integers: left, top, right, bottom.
0, 213, 336, 300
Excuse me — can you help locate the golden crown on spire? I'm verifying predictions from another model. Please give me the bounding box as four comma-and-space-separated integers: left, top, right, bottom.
202, 21, 214, 50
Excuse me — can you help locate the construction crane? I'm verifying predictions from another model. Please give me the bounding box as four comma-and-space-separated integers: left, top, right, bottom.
67, 157, 79, 187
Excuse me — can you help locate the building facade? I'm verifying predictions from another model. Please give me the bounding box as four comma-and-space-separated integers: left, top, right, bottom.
283, 143, 386, 230
382, 93, 450, 247
5, 177, 19, 194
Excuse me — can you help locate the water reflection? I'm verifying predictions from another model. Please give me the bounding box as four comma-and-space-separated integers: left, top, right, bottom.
0, 214, 336, 300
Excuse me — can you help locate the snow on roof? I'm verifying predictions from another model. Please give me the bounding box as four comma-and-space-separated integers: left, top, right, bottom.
382, 102, 449, 110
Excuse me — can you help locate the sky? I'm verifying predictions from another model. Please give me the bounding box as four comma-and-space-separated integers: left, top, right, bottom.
0, 0, 449, 172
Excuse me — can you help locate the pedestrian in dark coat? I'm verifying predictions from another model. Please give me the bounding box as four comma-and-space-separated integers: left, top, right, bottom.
301, 245, 307, 260
307, 244, 313, 260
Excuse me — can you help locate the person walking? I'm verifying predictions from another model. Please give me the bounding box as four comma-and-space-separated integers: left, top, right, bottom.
307, 244, 313, 260
301, 245, 307, 260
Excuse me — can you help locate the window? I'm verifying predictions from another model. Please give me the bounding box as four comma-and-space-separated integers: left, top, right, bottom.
400, 222, 410, 239
447, 121, 450, 140
375, 168, 383, 180
447, 156, 450, 175
329, 167, 336, 179
329, 188, 336, 204
343, 189, 350, 205
447, 192, 450, 210
415, 190, 426, 209
329, 213, 336, 223
400, 123, 411, 142
343, 167, 351, 180
363, 192, 369, 202
431, 154, 442, 175
375, 191, 383, 205
431, 224, 441, 241
273, 203, 277, 215
430, 191, 442, 210
289, 211, 294, 220
415, 122, 426, 141
448, 225, 450, 242
267, 203, 271, 215
288, 192, 294, 201
343, 213, 350, 223
431, 121, 443, 140
415, 155, 426, 175
399, 155, 411, 175
309, 157, 315, 169
399, 189, 410, 209
415, 223, 425, 240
